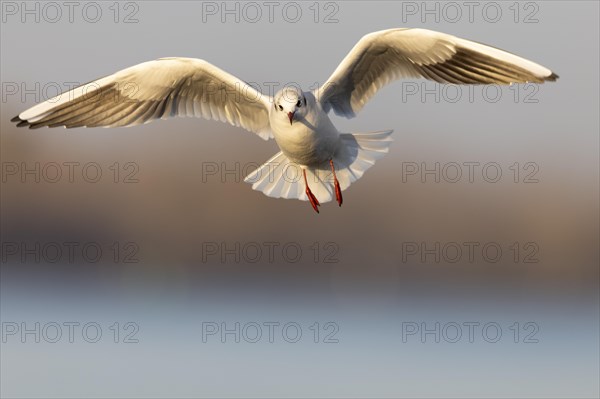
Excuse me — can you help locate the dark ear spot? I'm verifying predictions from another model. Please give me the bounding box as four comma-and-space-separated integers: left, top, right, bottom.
304, 97, 307, 106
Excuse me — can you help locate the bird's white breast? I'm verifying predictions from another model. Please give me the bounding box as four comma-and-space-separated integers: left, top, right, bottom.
269, 100, 341, 166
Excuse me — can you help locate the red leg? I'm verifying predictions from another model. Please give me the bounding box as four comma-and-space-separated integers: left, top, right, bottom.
329, 159, 343, 207
303, 169, 320, 213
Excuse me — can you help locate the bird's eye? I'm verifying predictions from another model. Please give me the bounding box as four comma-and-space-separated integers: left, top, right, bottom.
278, 104, 283, 111
296, 100, 302, 107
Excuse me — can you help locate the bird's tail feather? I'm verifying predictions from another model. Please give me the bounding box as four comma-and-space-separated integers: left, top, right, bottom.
244, 130, 393, 203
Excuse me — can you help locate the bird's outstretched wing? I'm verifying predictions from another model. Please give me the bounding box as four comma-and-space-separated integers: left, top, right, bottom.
315, 28, 558, 118
12, 57, 273, 140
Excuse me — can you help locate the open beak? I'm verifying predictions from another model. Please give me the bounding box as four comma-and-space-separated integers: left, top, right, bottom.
287, 111, 295, 125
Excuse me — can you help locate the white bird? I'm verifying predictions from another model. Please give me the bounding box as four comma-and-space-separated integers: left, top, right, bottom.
13, 28, 558, 213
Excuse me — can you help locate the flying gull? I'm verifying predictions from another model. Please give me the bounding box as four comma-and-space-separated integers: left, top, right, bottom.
12, 28, 558, 213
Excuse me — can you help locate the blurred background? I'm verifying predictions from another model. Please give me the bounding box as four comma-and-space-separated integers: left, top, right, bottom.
1, 1, 598, 397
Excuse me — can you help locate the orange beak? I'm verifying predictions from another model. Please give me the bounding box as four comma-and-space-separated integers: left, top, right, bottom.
287, 111, 295, 125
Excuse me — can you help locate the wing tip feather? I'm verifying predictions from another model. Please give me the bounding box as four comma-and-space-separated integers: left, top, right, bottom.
13, 116, 31, 128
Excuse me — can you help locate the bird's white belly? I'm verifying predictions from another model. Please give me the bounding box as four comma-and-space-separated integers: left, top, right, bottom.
271, 111, 341, 166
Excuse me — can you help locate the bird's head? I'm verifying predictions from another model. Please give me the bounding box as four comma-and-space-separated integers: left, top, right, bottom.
273, 87, 308, 125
